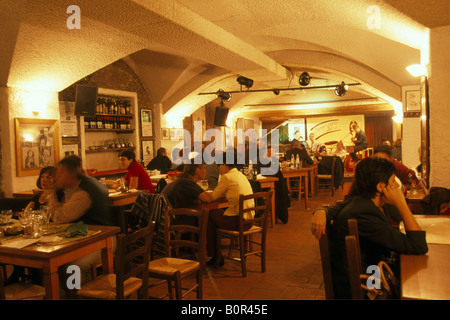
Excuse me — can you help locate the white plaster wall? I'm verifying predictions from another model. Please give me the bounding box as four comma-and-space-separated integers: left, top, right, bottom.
402, 117, 421, 170
0, 87, 60, 196
429, 26, 450, 188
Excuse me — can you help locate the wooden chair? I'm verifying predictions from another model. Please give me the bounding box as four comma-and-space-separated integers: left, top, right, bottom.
317, 156, 337, 196
147, 208, 208, 299
77, 222, 154, 299
0, 265, 45, 300
317, 222, 335, 299
216, 191, 273, 277
345, 219, 364, 299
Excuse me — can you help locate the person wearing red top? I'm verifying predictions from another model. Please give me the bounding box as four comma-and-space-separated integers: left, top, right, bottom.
373, 145, 418, 185
119, 150, 155, 193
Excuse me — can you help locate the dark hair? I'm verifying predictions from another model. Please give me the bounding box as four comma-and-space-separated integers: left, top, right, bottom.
58, 155, 82, 174
36, 166, 56, 189
373, 145, 392, 157
157, 148, 166, 157
349, 157, 396, 199
183, 163, 205, 177
222, 148, 240, 169
119, 150, 136, 161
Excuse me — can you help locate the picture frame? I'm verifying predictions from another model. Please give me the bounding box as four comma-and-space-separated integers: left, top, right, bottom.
142, 140, 154, 166
420, 77, 430, 189
170, 128, 183, 140
405, 90, 421, 112
141, 108, 153, 137
162, 128, 170, 140
15, 118, 60, 177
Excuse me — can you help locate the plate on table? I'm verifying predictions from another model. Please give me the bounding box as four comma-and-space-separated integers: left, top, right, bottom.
4, 226, 24, 236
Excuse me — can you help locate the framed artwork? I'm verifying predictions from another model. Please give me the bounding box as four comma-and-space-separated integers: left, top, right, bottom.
170, 128, 183, 140
141, 108, 153, 137
61, 144, 79, 158
59, 101, 78, 137
420, 77, 430, 188
15, 118, 60, 177
405, 90, 421, 112
142, 140, 154, 166
162, 128, 170, 140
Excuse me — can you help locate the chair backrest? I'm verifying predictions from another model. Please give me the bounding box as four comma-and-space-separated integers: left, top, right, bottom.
164, 208, 209, 266
347, 219, 361, 264
238, 191, 273, 231
345, 235, 364, 299
115, 222, 155, 299
318, 225, 335, 299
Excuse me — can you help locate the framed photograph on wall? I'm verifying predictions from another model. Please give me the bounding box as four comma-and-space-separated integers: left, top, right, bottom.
405, 90, 421, 112
142, 140, 154, 166
141, 108, 153, 137
15, 118, 60, 177
61, 144, 79, 158
162, 128, 170, 140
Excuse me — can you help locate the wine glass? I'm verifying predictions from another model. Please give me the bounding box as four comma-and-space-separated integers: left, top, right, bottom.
0, 210, 13, 225
19, 209, 32, 238
40, 205, 52, 234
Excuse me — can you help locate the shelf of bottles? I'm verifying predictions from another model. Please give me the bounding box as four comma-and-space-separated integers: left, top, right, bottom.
84, 96, 134, 133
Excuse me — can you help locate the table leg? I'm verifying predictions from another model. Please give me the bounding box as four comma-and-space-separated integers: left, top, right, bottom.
43, 262, 60, 299
304, 174, 309, 210
101, 236, 115, 274
270, 186, 275, 227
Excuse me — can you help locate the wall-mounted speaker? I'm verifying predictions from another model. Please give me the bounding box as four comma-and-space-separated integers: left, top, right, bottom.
214, 106, 229, 127
74, 84, 98, 116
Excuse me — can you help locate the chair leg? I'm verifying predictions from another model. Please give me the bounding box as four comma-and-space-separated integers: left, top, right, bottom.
196, 270, 203, 299
239, 234, 247, 277
174, 271, 182, 300
167, 280, 174, 299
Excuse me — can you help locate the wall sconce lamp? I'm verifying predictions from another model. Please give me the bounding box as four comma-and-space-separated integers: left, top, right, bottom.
335, 81, 349, 97
406, 64, 428, 77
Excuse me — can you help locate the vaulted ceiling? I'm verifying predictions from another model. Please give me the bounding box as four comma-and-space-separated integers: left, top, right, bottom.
2, 0, 449, 124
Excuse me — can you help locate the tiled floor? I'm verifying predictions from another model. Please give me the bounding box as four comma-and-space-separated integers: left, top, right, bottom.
148, 187, 344, 300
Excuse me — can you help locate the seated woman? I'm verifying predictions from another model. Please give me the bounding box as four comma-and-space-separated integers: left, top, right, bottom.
311, 157, 428, 299
118, 150, 155, 193
6, 166, 56, 285
25, 166, 57, 211
207, 149, 255, 266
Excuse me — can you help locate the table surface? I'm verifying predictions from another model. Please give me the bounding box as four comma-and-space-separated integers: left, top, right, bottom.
401, 215, 450, 300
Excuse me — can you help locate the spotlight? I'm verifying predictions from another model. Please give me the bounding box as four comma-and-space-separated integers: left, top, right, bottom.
299, 72, 311, 86
236, 76, 254, 89
335, 81, 349, 97
273, 89, 280, 95
216, 89, 232, 102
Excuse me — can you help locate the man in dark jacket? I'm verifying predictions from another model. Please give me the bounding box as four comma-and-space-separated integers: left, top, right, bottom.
284, 141, 314, 166
146, 147, 172, 173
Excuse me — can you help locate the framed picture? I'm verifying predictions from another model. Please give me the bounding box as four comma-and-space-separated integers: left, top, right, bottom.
405, 90, 421, 112
162, 128, 170, 140
170, 128, 183, 140
61, 144, 79, 158
59, 101, 78, 137
420, 77, 430, 189
141, 108, 153, 137
142, 140, 154, 166
15, 118, 60, 177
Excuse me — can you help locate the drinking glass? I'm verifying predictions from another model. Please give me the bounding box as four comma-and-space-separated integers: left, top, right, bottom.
40, 205, 52, 234
19, 209, 33, 238
0, 210, 13, 225
31, 210, 42, 239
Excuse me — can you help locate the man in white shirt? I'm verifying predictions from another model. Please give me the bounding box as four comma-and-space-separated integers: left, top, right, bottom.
207, 150, 255, 266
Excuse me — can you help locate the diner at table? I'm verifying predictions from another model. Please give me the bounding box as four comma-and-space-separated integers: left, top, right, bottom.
118, 150, 155, 194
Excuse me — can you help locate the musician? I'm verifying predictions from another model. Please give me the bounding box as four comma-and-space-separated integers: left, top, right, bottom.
349, 121, 368, 162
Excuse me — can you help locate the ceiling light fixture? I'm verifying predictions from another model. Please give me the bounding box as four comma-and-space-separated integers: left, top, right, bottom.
298, 72, 311, 86
406, 64, 428, 77
216, 89, 232, 102
335, 81, 349, 97
236, 76, 254, 90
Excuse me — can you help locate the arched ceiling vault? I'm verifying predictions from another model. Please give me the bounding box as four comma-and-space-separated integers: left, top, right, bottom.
3, 0, 449, 122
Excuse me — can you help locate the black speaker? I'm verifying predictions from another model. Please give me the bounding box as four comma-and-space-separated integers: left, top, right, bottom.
74, 84, 98, 116
214, 106, 229, 127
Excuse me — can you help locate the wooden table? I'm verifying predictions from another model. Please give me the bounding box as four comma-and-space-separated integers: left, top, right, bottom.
282, 168, 313, 209
0, 225, 119, 299
401, 215, 450, 300
258, 177, 278, 227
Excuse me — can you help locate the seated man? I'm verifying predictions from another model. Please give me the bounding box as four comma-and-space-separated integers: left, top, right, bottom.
207, 150, 255, 266
311, 157, 427, 299
284, 140, 314, 166
373, 145, 418, 185
47, 155, 114, 291
146, 147, 172, 174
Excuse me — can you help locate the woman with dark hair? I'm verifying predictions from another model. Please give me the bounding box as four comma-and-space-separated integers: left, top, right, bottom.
118, 150, 154, 193
311, 157, 427, 299
25, 166, 57, 211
